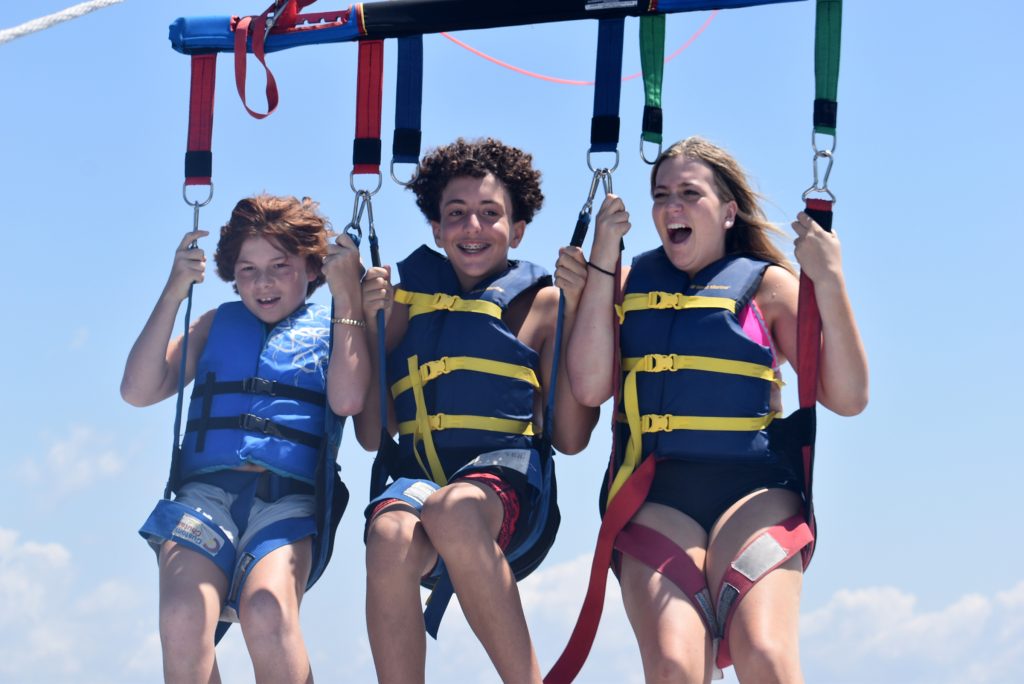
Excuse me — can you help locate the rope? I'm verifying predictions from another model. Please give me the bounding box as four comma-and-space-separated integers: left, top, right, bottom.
439, 10, 717, 86
0, 0, 124, 45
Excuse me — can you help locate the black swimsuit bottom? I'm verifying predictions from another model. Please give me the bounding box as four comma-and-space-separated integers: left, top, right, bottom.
644, 456, 802, 534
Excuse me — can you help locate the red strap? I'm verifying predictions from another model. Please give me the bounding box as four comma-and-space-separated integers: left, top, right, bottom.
614, 522, 715, 633
715, 515, 814, 669
185, 54, 217, 186
233, 14, 280, 119
353, 39, 384, 174
795, 197, 831, 566
544, 455, 656, 684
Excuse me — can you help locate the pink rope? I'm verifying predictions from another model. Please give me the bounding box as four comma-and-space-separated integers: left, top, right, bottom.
439, 10, 718, 86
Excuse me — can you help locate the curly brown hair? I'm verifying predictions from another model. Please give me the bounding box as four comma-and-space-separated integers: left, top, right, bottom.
214, 194, 331, 296
651, 137, 793, 273
409, 138, 544, 224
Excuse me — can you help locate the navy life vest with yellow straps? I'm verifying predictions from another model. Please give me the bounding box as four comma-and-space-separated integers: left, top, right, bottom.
610, 250, 778, 495
387, 245, 551, 485
180, 301, 334, 484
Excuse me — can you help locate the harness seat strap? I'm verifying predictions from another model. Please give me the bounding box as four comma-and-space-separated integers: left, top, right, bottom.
714, 515, 814, 669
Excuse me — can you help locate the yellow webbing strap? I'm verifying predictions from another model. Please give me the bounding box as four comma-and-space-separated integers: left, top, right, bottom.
406, 355, 448, 485
391, 355, 540, 398
396, 288, 502, 320
616, 290, 736, 323
398, 415, 534, 438
621, 353, 780, 384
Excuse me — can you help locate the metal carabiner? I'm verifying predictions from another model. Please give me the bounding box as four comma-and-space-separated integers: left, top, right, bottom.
182, 182, 214, 247
802, 128, 837, 202
343, 190, 369, 247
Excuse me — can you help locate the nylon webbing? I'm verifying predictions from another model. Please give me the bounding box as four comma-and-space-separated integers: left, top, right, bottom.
813, 0, 841, 135
354, 39, 385, 175
185, 54, 216, 186
590, 18, 624, 154
544, 455, 657, 683
796, 197, 831, 565
639, 15, 665, 146
232, 14, 280, 119
392, 35, 423, 165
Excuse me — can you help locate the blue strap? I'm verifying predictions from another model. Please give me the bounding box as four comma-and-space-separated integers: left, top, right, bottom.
590, 18, 624, 154
393, 35, 423, 164
165, 282, 195, 499
423, 560, 456, 639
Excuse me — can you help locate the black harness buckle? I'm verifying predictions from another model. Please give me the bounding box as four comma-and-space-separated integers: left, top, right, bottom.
239, 413, 283, 438
242, 377, 276, 396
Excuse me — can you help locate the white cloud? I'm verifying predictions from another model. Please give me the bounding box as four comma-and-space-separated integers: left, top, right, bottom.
802, 583, 1024, 683
20, 424, 124, 495
0, 528, 160, 683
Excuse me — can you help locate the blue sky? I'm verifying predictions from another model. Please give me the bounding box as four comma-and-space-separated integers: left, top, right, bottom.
2, 1, 1022, 682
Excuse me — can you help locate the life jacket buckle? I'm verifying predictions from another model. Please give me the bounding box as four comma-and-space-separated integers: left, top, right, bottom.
242, 376, 276, 396
420, 357, 449, 382
644, 354, 675, 373
642, 414, 671, 433
428, 413, 447, 430
239, 413, 283, 438
431, 293, 457, 310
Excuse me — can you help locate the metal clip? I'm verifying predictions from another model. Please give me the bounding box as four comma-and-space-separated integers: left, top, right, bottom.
343, 189, 376, 247
802, 129, 837, 202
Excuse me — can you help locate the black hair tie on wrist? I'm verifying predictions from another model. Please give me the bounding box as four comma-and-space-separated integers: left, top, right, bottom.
587, 260, 616, 277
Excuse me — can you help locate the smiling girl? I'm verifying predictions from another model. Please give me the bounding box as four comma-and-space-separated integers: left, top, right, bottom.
560, 136, 868, 683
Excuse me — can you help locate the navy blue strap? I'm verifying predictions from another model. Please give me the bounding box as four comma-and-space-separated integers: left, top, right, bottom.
423, 561, 456, 639
392, 35, 423, 165
590, 18, 624, 154
165, 283, 195, 499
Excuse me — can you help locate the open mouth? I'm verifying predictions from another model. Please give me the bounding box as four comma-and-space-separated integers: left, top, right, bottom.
457, 242, 489, 255
257, 296, 281, 307
667, 225, 692, 244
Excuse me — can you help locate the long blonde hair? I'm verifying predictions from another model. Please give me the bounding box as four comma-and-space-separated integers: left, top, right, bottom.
650, 137, 793, 273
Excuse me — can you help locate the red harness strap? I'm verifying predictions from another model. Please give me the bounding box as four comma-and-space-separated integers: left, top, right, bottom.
714, 514, 814, 669
353, 39, 384, 176
185, 54, 217, 187
544, 454, 656, 684
232, 13, 281, 119
614, 521, 717, 634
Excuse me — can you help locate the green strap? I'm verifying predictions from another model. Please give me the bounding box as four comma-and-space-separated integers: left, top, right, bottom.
639, 15, 665, 146
814, 0, 842, 135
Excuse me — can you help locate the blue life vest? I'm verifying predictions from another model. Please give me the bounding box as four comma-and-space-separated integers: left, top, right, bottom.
387, 245, 550, 485
179, 301, 334, 484
614, 249, 777, 480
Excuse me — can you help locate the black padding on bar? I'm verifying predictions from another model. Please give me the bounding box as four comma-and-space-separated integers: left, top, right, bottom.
353, 137, 383, 165
813, 99, 838, 129
590, 115, 620, 146
392, 128, 422, 156
185, 151, 212, 178
642, 105, 663, 135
